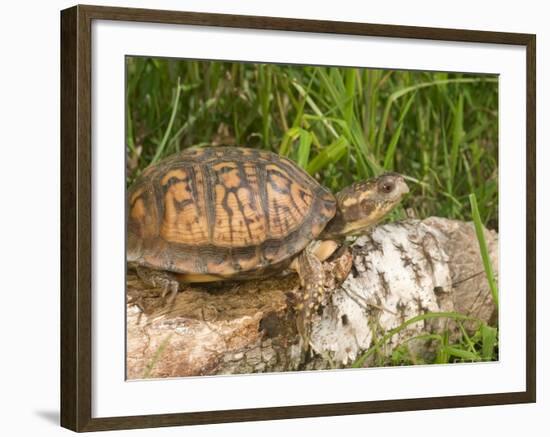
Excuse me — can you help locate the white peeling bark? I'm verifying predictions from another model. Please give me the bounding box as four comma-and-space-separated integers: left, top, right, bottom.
126, 217, 498, 379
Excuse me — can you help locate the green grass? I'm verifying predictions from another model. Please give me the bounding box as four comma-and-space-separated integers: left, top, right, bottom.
126, 57, 499, 365
352, 312, 498, 367
126, 57, 498, 229
470, 193, 499, 308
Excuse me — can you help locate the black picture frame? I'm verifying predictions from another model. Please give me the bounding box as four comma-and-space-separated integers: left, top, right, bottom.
60, 4, 536, 432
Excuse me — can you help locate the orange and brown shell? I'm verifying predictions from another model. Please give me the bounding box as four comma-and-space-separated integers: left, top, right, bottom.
127, 147, 337, 279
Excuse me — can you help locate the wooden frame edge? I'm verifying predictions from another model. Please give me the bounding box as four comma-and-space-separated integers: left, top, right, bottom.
60, 5, 78, 431
60, 4, 537, 432
525, 33, 536, 404
61, 5, 93, 431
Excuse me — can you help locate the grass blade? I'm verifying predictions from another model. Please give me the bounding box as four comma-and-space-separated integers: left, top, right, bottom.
306, 137, 348, 175
450, 94, 464, 183
446, 346, 479, 361
480, 324, 498, 360
296, 130, 312, 169
469, 193, 499, 308
383, 91, 416, 169
151, 77, 182, 164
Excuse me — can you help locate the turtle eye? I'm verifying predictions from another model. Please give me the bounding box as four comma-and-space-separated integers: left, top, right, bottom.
379, 180, 395, 194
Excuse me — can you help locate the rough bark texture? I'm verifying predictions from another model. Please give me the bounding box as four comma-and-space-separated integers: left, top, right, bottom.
126, 217, 498, 379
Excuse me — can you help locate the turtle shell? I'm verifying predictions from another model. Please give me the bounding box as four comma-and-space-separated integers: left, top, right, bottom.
127, 147, 337, 280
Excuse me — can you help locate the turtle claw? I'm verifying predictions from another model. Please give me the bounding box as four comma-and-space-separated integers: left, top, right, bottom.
163, 280, 179, 305
136, 266, 181, 305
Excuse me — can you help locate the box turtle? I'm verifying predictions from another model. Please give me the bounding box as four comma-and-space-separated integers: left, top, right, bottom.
128, 146, 409, 346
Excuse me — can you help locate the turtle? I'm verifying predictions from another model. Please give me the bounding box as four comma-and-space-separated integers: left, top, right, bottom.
127, 146, 409, 345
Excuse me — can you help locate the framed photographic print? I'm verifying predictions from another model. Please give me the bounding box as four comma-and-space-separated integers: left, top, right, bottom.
60, 4, 536, 432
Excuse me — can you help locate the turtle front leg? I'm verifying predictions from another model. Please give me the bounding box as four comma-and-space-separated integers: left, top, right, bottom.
136, 266, 180, 303
290, 244, 327, 350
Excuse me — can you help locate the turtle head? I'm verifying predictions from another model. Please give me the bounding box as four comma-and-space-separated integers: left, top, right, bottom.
321, 173, 409, 239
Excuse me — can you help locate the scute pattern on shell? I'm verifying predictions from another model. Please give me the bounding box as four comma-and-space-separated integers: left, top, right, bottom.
127, 147, 337, 279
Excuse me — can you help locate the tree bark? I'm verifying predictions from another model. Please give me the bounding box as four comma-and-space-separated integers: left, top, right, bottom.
126, 217, 498, 379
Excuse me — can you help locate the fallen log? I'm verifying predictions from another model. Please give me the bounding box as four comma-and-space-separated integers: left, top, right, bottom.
126, 217, 498, 379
